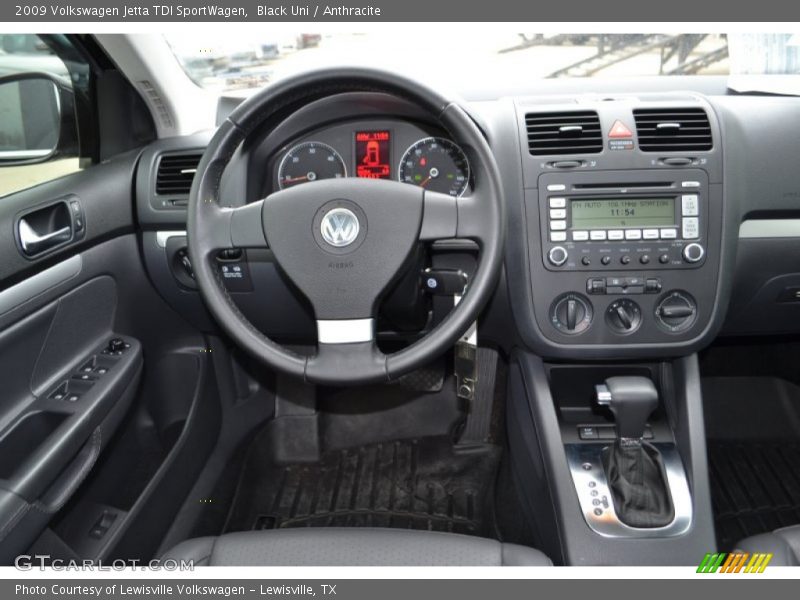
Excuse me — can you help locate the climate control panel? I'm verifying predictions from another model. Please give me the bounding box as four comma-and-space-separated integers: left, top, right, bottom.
548, 289, 698, 340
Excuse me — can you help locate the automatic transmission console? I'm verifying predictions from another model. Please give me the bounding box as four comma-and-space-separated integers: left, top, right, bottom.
564, 375, 693, 538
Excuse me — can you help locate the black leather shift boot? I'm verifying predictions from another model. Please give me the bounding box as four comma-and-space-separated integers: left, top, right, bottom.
602, 440, 674, 528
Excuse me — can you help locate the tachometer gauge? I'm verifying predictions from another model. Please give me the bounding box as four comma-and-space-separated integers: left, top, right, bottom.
398, 137, 470, 197
277, 142, 347, 189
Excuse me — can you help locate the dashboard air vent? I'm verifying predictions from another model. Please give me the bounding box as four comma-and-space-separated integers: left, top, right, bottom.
525, 111, 603, 155
633, 108, 713, 152
155, 152, 202, 196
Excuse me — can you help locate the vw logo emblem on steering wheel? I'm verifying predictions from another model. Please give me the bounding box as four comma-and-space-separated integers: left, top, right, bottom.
320, 208, 360, 247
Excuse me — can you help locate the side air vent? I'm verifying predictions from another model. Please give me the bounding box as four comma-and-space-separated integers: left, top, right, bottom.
155, 152, 202, 196
525, 111, 603, 155
633, 108, 713, 152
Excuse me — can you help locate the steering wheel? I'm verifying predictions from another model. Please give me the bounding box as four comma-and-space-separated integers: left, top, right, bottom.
187, 67, 505, 385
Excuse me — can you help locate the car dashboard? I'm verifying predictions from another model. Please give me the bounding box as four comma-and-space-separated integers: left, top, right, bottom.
134, 80, 800, 361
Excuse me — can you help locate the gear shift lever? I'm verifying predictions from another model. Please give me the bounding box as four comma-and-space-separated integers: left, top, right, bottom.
595, 376, 674, 528
595, 376, 658, 441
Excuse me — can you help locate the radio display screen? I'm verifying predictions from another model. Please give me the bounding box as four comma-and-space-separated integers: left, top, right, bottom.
570, 197, 675, 229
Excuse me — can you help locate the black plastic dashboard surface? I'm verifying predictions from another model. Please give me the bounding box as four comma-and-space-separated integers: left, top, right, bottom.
136, 85, 800, 358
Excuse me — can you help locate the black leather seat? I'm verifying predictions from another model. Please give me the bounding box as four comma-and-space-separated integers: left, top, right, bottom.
737, 525, 800, 566
162, 528, 551, 566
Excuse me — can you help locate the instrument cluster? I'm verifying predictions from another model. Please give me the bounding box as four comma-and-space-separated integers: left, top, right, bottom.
271, 119, 472, 198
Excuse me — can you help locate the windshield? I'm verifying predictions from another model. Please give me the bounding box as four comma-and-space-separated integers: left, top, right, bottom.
164, 32, 800, 92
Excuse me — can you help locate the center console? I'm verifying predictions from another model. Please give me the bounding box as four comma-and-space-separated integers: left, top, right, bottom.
503, 94, 729, 360
494, 93, 731, 565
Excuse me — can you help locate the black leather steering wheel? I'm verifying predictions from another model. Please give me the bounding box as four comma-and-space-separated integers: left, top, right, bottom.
187, 67, 505, 385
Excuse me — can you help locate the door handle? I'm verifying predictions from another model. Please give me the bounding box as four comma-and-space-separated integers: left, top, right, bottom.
18, 218, 72, 256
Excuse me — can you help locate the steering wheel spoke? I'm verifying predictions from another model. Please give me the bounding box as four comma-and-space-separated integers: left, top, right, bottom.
453, 192, 495, 244
203, 200, 269, 251
419, 190, 458, 241
419, 190, 494, 245
317, 317, 375, 345
306, 318, 387, 384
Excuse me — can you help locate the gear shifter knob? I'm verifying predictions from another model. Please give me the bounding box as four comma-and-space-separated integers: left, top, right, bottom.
595, 376, 658, 440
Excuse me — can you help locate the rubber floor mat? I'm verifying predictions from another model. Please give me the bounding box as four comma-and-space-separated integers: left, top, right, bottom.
224, 437, 500, 537
707, 441, 800, 551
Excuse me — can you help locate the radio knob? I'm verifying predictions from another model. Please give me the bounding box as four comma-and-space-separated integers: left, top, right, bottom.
548, 246, 569, 267
683, 243, 705, 263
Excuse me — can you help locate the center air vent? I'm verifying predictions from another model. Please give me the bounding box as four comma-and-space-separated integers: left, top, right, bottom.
155, 152, 203, 196
633, 108, 712, 152
525, 111, 603, 156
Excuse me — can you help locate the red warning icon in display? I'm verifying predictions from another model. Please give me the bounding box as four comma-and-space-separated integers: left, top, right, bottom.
609, 120, 633, 138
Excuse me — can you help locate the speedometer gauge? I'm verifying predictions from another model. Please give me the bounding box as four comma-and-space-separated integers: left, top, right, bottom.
398, 137, 470, 197
278, 142, 346, 189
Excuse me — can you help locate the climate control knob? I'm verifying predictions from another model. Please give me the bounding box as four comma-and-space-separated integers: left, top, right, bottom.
655, 291, 697, 333
548, 246, 569, 267
550, 292, 593, 335
682, 243, 705, 263
606, 298, 642, 334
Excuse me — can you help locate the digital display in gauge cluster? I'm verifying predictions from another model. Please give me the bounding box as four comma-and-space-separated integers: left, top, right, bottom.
355, 130, 392, 180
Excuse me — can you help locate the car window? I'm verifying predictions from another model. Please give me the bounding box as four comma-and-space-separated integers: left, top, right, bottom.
0, 34, 83, 198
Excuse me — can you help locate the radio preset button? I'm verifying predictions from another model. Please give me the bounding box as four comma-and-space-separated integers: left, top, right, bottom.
660, 228, 678, 239
551, 232, 567, 242
608, 230, 624, 240
551, 220, 567, 231
643, 229, 660, 240
550, 208, 567, 219
682, 217, 699, 239
549, 197, 566, 208
572, 230, 589, 241
625, 230, 642, 240
547, 184, 566, 192
590, 230, 607, 241
681, 194, 699, 216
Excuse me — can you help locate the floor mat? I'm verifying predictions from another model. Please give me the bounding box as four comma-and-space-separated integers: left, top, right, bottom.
707, 441, 800, 551
224, 436, 501, 537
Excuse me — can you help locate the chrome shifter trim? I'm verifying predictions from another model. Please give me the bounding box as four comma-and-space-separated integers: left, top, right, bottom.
565, 441, 693, 539
595, 384, 612, 405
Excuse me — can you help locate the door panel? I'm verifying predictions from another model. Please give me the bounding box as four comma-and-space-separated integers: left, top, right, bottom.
0, 150, 138, 286
0, 149, 167, 562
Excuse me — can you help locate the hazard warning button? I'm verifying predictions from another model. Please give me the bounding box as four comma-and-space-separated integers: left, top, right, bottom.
609, 120, 633, 138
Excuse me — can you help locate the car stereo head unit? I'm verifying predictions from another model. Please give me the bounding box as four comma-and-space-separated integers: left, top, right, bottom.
539, 170, 707, 271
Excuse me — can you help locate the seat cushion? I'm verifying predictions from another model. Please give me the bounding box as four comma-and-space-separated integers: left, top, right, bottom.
736, 524, 800, 566
162, 528, 551, 566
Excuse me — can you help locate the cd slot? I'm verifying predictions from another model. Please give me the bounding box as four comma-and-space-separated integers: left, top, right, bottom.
572, 182, 674, 190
